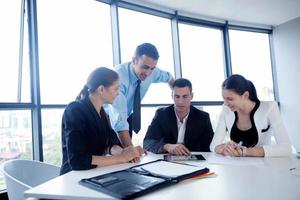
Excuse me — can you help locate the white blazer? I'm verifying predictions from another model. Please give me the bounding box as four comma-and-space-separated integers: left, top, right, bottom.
210, 101, 292, 157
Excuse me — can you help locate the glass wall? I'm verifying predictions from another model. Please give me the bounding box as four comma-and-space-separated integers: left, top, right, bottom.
42, 109, 64, 166
36, 0, 113, 166
179, 23, 225, 101
0, 110, 32, 190
0, 0, 31, 191
229, 30, 274, 100
37, 0, 113, 104
0, 0, 30, 102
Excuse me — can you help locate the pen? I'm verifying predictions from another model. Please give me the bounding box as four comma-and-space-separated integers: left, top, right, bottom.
237, 141, 243, 148
237, 141, 246, 157
235, 141, 243, 151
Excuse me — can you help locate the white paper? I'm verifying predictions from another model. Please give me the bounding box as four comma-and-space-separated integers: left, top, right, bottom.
134, 161, 204, 178
205, 154, 265, 166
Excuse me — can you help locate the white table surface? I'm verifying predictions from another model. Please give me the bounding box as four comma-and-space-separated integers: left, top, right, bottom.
24, 152, 300, 200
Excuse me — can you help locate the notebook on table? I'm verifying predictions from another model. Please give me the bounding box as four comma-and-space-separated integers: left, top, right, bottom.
79, 159, 209, 200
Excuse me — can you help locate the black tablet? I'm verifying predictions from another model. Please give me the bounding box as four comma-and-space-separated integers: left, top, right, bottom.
163, 154, 206, 161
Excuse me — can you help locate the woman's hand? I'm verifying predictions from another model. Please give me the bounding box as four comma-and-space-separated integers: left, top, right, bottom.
216, 141, 243, 157
120, 145, 143, 163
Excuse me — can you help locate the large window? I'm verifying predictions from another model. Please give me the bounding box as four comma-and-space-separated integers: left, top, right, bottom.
0, 0, 30, 102
37, 0, 113, 166
37, 0, 113, 104
179, 23, 225, 101
0, 0, 31, 191
0, 110, 32, 190
42, 109, 64, 166
119, 8, 175, 104
229, 30, 274, 100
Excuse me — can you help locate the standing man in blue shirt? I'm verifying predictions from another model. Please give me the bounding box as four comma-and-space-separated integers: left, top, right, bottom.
107, 43, 174, 148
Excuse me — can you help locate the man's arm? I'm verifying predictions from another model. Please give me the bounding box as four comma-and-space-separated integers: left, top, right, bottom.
107, 88, 133, 147
152, 67, 174, 87
118, 130, 133, 147
168, 77, 175, 89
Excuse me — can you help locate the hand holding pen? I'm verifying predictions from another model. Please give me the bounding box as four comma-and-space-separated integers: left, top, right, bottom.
222, 141, 244, 157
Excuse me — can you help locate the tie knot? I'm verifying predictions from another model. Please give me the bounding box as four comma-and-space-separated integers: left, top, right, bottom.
136, 79, 141, 85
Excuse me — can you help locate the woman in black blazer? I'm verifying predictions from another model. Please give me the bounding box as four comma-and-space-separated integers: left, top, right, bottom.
60, 67, 142, 175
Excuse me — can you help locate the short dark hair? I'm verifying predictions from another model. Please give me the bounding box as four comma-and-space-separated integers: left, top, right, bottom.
77, 67, 119, 100
173, 78, 192, 92
134, 43, 159, 60
222, 74, 259, 102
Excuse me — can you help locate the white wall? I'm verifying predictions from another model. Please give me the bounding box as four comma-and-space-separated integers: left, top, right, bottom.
273, 16, 300, 151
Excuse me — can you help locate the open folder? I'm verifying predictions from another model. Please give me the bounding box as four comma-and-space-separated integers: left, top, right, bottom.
79, 159, 209, 200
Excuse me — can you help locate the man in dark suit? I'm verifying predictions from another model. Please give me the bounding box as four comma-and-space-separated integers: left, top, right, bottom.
143, 78, 214, 155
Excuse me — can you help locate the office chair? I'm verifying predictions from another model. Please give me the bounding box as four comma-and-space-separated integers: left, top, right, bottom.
1, 159, 60, 200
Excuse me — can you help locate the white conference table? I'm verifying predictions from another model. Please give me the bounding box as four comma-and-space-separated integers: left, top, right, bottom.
24, 152, 300, 200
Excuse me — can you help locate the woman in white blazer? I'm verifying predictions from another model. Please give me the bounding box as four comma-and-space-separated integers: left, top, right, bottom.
210, 74, 292, 157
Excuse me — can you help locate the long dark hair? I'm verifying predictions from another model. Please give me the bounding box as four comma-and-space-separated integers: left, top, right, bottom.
222, 74, 259, 102
76, 67, 119, 100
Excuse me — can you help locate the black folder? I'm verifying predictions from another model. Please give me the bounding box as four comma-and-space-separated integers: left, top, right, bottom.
79, 159, 209, 200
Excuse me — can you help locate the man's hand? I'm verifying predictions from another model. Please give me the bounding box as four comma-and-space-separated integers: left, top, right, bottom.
164, 143, 191, 155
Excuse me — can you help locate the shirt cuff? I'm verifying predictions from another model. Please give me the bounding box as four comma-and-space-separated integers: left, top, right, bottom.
114, 121, 129, 133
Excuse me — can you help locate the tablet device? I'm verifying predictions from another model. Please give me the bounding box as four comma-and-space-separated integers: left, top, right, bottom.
163, 154, 206, 161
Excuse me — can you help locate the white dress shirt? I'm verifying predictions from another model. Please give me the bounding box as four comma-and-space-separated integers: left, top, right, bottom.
175, 109, 190, 144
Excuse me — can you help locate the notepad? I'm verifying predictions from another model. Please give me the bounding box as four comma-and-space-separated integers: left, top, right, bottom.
132, 160, 204, 178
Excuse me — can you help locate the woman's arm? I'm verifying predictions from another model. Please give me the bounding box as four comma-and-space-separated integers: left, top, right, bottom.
91, 145, 142, 167
242, 147, 265, 157
262, 102, 292, 157
215, 142, 265, 157
210, 106, 227, 152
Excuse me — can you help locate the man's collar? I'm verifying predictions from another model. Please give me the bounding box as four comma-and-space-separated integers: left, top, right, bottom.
174, 106, 190, 123
129, 62, 139, 83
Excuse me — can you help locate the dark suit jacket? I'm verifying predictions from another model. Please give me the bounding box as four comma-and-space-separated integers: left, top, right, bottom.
143, 105, 214, 153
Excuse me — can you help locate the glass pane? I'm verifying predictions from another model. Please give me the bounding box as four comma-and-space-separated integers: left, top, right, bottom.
119, 8, 175, 104
0, 1, 30, 102
21, 13, 31, 102
0, 110, 32, 190
179, 24, 225, 101
0, 172, 4, 191
195, 105, 223, 131
42, 109, 64, 166
229, 30, 274, 100
37, 0, 113, 104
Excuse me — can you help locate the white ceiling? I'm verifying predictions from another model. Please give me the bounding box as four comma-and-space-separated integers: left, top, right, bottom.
129, 0, 300, 26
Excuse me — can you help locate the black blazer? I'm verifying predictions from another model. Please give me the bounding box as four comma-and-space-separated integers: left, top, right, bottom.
143, 105, 214, 153
60, 98, 120, 175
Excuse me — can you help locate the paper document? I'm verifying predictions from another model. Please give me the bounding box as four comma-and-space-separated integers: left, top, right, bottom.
133, 160, 204, 178
205, 153, 264, 166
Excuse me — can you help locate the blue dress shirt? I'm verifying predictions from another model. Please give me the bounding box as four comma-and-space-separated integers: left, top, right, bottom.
105, 62, 173, 133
